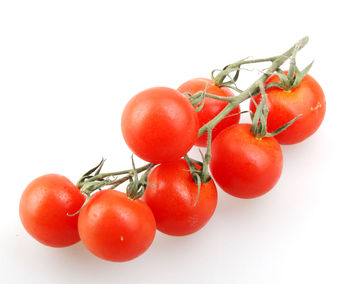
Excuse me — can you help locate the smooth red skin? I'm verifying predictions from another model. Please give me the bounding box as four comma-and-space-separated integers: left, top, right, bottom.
210, 124, 283, 199
142, 159, 217, 236
178, 78, 241, 147
78, 190, 156, 262
19, 174, 85, 247
121, 87, 199, 164
250, 73, 326, 145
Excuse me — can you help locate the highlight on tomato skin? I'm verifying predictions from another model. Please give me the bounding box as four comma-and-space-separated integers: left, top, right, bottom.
178, 78, 241, 147
209, 124, 283, 199
250, 73, 326, 145
19, 174, 85, 248
121, 87, 199, 164
142, 159, 217, 236
78, 190, 156, 262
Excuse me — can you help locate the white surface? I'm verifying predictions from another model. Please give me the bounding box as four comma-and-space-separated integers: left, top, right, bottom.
1, 1, 349, 283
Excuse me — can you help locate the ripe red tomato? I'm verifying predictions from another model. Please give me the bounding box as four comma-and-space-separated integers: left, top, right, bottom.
209, 124, 283, 198
178, 78, 241, 147
142, 159, 217, 236
78, 190, 156, 262
19, 174, 85, 247
121, 87, 199, 163
250, 73, 326, 144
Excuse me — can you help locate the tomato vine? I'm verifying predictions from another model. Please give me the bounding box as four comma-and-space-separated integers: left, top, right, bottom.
72, 36, 311, 210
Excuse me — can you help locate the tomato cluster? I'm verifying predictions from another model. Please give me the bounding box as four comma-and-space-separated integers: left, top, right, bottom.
19, 40, 326, 262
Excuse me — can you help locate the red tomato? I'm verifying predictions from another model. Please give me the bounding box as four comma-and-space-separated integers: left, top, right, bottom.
78, 190, 156, 262
250, 73, 326, 144
143, 159, 217, 236
178, 78, 241, 147
209, 124, 283, 198
121, 87, 199, 163
19, 174, 85, 247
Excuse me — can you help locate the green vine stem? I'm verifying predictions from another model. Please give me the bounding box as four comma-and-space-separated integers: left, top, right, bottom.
212, 55, 279, 87
77, 161, 153, 190
77, 163, 151, 188
200, 129, 212, 182
198, 36, 309, 138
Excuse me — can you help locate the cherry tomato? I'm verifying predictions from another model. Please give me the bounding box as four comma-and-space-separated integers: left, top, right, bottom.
121, 87, 199, 163
178, 78, 241, 147
19, 174, 85, 247
78, 190, 156, 262
143, 159, 217, 236
209, 124, 283, 198
250, 73, 326, 145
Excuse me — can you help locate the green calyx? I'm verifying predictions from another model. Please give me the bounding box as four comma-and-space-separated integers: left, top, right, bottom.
186, 89, 237, 111
266, 62, 313, 92
68, 158, 154, 216
126, 155, 155, 200
265, 40, 314, 92
250, 83, 301, 139
184, 153, 212, 207
186, 90, 206, 112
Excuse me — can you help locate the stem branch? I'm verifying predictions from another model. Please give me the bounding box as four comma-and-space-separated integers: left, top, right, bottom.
78, 163, 152, 187
213, 56, 279, 86
200, 129, 212, 182
199, 36, 309, 137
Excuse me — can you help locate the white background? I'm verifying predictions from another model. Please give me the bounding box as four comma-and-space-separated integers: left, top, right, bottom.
1, 1, 349, 283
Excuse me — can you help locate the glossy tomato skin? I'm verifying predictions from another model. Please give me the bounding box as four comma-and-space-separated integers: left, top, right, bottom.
78, 190, 156, 262
250, 73, 326, 145
143, 159, 217, 236
178, 78, 241, 147
121, 87, 199, 164
210, 124, 283, 199
19, 174, 85, 247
